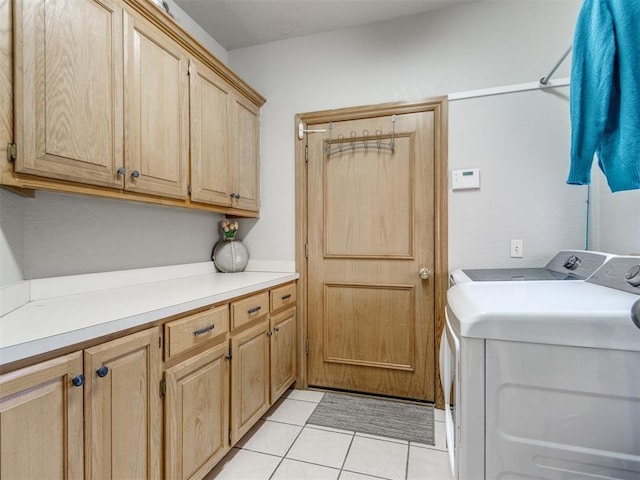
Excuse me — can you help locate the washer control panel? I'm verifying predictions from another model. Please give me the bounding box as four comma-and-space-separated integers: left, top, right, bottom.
588, 256, 640, 294
546, 250, 608, 279
625, 265, 640, 287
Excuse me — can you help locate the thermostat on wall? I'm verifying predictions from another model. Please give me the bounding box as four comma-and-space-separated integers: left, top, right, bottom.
451, 168, 480, 190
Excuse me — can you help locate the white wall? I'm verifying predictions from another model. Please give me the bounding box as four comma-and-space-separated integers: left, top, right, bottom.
228, 0, 585, 271
592, 181, 640, 255
0, 190, 25, 286
448, 88, 588, 270
20, 192, 221, 279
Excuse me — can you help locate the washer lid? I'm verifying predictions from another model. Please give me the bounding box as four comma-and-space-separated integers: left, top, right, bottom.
446, 281, 640, 351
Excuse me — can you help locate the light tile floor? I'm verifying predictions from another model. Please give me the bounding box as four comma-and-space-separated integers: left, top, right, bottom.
205, 389, 453, 480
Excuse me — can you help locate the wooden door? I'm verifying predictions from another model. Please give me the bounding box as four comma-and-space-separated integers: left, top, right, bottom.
165, 342, 230, 480
189, 59, 233, 206
123, 9, 189, 199
0, 352, 84, 479
270, 307, 297, 402
230, 94, 260, 211
306, 111, 437, 401
84, 327, 162, 479
14, 0, 123, 187
230, 320, 270, 444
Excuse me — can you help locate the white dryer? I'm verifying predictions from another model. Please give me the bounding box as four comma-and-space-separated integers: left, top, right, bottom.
443, 256, 640, 479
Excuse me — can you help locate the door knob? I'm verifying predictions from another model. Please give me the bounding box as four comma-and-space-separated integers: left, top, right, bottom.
419, 268, 431, 280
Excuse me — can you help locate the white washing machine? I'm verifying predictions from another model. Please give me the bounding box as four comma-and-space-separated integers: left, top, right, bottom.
449, 250, 612, 285
442, 255, 640, 479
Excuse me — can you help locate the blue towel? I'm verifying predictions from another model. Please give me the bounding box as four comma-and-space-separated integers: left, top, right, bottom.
568, 0, 640, 193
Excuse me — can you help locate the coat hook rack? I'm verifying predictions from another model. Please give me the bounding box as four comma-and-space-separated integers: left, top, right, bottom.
325, 115, 396, 157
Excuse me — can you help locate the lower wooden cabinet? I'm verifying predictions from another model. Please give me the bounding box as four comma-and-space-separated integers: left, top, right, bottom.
164, 341, 230, 480
0, 328, 163, 480
0, 282, 296, 479
84, 327, 162, 480
0, 351, 84, 480
230, 318, 271, 444
270, 306, 297, 403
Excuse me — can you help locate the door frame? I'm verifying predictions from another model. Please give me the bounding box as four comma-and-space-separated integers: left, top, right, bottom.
294, 98, 448, 408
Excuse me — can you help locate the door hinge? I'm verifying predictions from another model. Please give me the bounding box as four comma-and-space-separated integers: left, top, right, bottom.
305, 338, 309, 356
159, 336, 163, 349
305, 243, 309, 258
187, 184, 191, 195
187, 60, 192, 76
226, 345, 232, 361
159, 379, 166, 397
304, 145, 309, 163
7, 142, 16, 163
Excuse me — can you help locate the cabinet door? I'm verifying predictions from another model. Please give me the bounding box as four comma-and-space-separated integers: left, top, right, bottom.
230, 320, 270, 444
0, 352, 84, 479
189, 59, 233, 206
84, 327, 162, 480
230, 94, 260, 212
165, 341, 230, 480
270, 307, 297, 403
14, 0, 124, 187
123, 9, 188, 199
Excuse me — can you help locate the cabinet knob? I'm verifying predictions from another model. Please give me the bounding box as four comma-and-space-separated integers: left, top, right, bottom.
131, 170, 140, 179
117, 167, 126, 176
274, 326, 280, 333
71, 374, 85, 387
267, 331, 273, 337
230, 193, 240, 200
96, 366, 109, 378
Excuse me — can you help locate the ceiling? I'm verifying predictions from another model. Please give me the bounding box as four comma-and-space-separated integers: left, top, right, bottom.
173, 0, 479, 50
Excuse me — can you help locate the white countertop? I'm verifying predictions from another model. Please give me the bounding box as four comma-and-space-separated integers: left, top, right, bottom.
0, 268, 298, 367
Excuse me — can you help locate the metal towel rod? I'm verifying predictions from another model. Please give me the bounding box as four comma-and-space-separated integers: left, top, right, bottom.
540, 46, 572, 86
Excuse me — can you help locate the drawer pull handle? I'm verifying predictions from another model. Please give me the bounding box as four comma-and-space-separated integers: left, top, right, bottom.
248, 306, 262, 315
193, 324, 215, 336
281, 294, 292, 301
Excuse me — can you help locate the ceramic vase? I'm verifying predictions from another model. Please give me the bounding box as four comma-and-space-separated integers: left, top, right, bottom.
212, 236, 249, 272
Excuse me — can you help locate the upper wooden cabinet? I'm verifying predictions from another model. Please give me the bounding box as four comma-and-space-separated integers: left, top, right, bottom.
230, 94, 260, 212
189, 59, 233, 206
190, 59, 260, 212
6, 0, 264, 214
123, 9, 189, 199
13, 0, 124, 188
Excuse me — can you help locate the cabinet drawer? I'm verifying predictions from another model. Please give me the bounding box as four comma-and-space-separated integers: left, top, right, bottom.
270, 283, 296, 312
231, 292, 269, 330
165, 305, 229, 359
